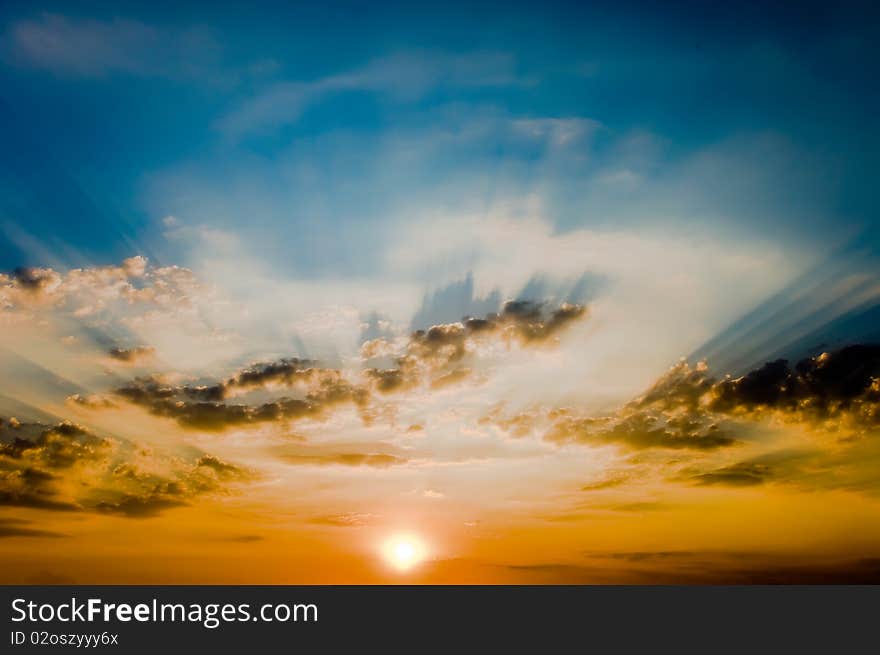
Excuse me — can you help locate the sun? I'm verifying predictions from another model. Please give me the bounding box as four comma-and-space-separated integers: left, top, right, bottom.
382, 533, 427, 572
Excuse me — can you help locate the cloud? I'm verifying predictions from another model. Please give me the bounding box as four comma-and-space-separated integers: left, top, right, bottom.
584, 551, 880, 584
112, 366, 368, 431
580, 474, 630, 491
510, 118, 601, 147
364, 301, 589, 393
66, 394, 117, 409
283, 453, 407, 468
0, 256, 199, 322
107, 346, 156, 365
531, 343, 880, 500
547, 409, 736, 452
708, 344, 880, 425
0, 415, 250, 516
4, 13, 222, 79
630, 344, 880, 436
690, 462, 771, 487
224, 358, 349, 397
0, 420, 110, 469
551, 343, 880, 452
681, 440, 880, 495
222, 534, 265, 543
0, 517, 66, 539
94, 494, 188, 519
309, 512, 378, 527
217, 51, 518, 137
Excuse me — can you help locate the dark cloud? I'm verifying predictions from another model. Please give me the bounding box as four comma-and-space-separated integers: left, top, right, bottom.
108, 345, 155, 364
10, 267, 61, 294
633, 344, 880, 428
365, 300, 589, 394
225, 358, 320, 393
0, 461, 81, 512
496, 300, 587, 343
584, 551, 880, 584
709, 344, 880, 424
94, 494, 189, 518
91, 454, 250, 517
635, 345, 880, 431
0, 416, 249, 517
690, 462, 772, 487
682, 442, 880, 494
547, 343, 880, 456
0, 488, 80, 512
0, 420, 110, 469
0, 518, 66, 538
196, 455, 243, 477
111, 356, 369, 431
547, 412, 736, 451
364, 367, 410, 393
114, 377, 320, 431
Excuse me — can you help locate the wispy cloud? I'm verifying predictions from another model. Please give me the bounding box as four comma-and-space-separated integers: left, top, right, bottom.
4, 13, 222, 79
217, 51, 520, 138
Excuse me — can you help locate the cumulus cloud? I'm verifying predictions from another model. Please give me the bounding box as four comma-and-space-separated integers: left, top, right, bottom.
547, 344, 880, 453
630, 344, 880, 434
0, 416, 249, 516
0, 420, 110, 469
111, 366, 368, 431
546, 411, 736, 451
708, 345, 880, 426
364, 300, 588, 393
0, 256, 200, 322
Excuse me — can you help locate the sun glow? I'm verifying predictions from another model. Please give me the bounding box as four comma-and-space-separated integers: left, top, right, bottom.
382, 534, 427, 572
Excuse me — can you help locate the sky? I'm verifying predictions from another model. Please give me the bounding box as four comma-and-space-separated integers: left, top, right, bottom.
1, 0, 880, 583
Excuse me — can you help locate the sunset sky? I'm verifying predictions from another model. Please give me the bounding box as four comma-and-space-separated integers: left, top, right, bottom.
2, 1, 880, 584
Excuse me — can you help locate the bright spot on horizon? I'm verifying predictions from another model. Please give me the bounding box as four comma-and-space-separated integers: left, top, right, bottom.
383, 534, 427, 572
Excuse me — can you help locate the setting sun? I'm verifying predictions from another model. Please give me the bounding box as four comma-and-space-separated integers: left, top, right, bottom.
383, 535, 427, 572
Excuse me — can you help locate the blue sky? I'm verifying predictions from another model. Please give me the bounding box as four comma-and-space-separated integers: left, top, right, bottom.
1, 0, 878, 270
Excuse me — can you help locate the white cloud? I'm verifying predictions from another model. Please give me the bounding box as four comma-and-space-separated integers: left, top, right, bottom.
511, 118, 601, 147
